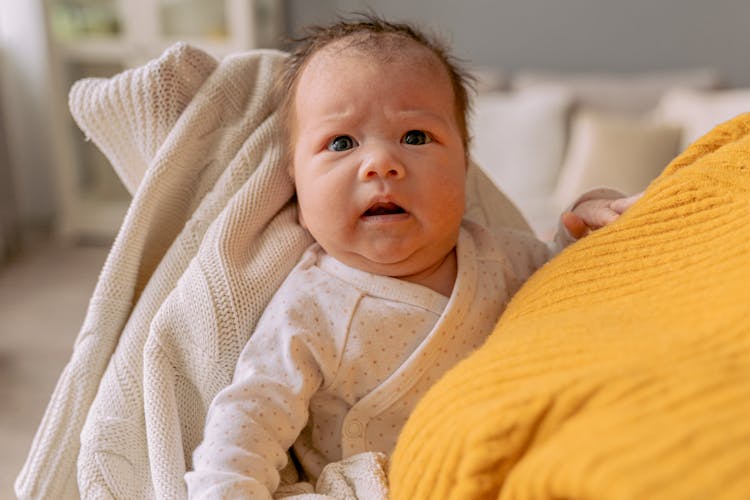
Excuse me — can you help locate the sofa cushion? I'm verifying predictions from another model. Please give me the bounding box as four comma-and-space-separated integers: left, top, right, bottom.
512, 68, 722, 115
470, 86, 572, 236
554, 110, 681, 210
469, 65, 507, 93
654, 87, 750, 149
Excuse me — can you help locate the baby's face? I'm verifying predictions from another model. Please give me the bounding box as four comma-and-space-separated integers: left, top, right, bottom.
292, 40, 467, 279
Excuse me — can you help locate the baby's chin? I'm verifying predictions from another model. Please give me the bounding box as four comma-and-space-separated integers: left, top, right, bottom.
331, 245, 454, 279
331, 251, 417, 277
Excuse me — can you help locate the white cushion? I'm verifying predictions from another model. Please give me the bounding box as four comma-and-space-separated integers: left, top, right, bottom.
654, 88, 750, 150
470, 86, 572, 236
554, 110, 681, 212
513, 68, 722, 115
469, 65, 507, 93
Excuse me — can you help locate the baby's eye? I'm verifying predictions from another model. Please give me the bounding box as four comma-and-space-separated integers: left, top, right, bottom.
402, 130, 432, 146
327, 135, 358, 152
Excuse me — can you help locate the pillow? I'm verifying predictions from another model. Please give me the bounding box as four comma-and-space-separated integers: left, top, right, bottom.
654, 87, 750, 150
554, 110, 681, 210
469, 87, 571, 235
469, 65, 507, 93
512, 68, 722, 115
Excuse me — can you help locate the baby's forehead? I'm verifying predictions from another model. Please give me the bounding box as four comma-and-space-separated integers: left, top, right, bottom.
288, 32, 462, 135
309, 34, 446, 74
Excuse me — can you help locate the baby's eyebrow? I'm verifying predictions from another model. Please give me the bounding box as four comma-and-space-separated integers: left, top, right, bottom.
311, 103, 357, 122
306, 112, 359, 134
391, 105, 447, 118
390, 109, 451, 127
317, 110, 354, 122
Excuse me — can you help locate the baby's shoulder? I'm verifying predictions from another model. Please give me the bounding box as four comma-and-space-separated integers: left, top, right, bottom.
267, 244, 364, 322
463, 219, 547, 261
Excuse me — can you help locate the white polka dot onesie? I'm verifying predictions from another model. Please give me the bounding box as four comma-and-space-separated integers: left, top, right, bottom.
186, 220, 553, 498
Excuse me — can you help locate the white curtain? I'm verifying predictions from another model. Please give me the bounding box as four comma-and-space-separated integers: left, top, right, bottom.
0, 62, 20, 264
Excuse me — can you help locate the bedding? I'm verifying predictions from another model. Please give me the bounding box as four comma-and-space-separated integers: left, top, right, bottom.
390, 112, 750, 499
15, 43, 529, 499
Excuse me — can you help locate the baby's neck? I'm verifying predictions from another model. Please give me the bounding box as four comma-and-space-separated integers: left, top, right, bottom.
400, 248, 457, 298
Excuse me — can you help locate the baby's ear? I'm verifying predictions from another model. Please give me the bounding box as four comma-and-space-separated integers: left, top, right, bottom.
284, 148, 295, 179
297, 206, 307, 229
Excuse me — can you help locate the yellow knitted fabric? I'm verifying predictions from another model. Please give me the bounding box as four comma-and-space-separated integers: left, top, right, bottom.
390, 113, 750, 500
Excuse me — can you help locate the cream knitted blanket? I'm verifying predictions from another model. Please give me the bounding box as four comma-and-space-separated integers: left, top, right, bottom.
15, 44, 529, 499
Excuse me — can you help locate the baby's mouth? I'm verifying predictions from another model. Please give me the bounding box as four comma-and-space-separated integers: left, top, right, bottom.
363, 202, 407, 217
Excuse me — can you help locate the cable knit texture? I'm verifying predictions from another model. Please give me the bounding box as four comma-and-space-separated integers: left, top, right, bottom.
15, 43, 529, 499
390, 112, 750, 499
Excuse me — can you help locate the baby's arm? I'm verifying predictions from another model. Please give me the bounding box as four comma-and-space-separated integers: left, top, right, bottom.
562, 190, 642, 239
185, 293, 326, 499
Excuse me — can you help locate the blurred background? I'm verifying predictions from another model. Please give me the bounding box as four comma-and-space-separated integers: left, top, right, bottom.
1, 0, 749, 495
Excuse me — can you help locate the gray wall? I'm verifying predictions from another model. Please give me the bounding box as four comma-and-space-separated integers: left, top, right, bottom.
284, 0, 750, 86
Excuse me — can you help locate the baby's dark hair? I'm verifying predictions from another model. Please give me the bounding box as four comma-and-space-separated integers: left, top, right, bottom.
275, 14, 475, 165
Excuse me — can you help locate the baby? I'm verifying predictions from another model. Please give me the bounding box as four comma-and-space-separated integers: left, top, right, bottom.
185, 15, 636, 498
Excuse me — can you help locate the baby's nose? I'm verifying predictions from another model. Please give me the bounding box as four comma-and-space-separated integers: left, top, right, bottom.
359, 149, 406, 180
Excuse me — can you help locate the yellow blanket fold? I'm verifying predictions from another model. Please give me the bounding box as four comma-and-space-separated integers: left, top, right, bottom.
390, 113, 750, 500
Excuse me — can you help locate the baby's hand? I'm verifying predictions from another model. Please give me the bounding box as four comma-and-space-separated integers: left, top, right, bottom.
561, 193, 642, 239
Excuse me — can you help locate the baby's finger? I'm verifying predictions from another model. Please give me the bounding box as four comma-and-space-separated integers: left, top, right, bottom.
610, 192, 643, 214
561, 211, 589, 239
583, 207, 620, 229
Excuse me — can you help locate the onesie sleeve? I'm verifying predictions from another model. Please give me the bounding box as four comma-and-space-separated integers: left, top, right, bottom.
185, 276, 337, 499
549, 187, 625, 254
